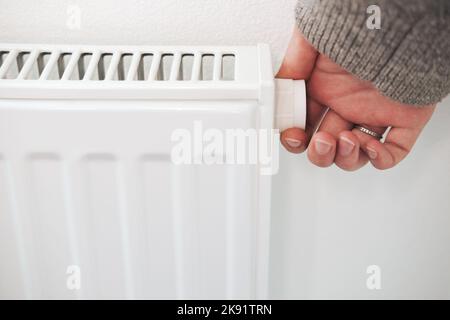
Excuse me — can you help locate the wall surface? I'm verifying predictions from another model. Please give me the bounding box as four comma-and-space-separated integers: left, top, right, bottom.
0, 0, 296, 70
1, 0, 450, 299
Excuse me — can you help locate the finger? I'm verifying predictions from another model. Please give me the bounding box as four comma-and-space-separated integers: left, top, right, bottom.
364, 127, 422, 170
351, 124, 391, 168
361, 105, 435, 170
280, 128, 307, 154
335, 131, 369, 171
276, 27, 318, 80
277, 27, 320, 154
317, 110, 370, 170
307, 131, 336, 168
317, 109, 353, 137
281, 98, 326, 153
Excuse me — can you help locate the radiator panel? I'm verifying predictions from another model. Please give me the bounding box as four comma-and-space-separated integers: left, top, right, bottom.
0, 44, 274, 299
0, 99, 270, 299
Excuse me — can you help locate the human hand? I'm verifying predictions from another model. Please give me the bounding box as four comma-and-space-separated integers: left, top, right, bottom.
277, 28, 436, 171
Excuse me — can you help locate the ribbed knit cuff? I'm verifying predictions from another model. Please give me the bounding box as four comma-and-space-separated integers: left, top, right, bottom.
296, 0, 450, 106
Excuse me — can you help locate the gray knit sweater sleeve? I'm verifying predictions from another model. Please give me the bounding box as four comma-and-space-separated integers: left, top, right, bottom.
296, 0, 450, 106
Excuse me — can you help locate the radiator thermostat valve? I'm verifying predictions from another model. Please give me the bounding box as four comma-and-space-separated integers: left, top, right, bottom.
274, 79, 307, 132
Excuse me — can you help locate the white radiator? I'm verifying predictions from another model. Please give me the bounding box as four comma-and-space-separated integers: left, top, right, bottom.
0, 44, 305, 299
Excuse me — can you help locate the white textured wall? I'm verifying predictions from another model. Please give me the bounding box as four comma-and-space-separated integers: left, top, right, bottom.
1, 0, 450, 299
271, 100, 450, 299
0, 0, 297, 69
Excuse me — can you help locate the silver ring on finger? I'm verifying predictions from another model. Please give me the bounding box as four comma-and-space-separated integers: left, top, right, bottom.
353, 125, 384, 140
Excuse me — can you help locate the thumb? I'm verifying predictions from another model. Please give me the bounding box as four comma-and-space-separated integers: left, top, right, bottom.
276, 27, 318, 80
277, 27, 320, 154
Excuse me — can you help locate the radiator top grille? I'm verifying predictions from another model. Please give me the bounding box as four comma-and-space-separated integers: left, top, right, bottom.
0, 44, 272, 100
0, 47, 236, 82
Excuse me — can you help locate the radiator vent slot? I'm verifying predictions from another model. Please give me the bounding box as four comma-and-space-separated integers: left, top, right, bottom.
137, 54, 154, 81
58, 53, 74, 80
0, 48, 236, 82
222, 54, 235, 81
159, 54, 175, 81
201, 54, 215, 81
0, 51, 6, 68
181, 54, 194, 81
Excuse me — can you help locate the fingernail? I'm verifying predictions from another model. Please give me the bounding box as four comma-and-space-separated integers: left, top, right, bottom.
315, 139, 332, 155
339, 137, 355, 157
285, 138, 302, 148
366, 147, 378, 160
